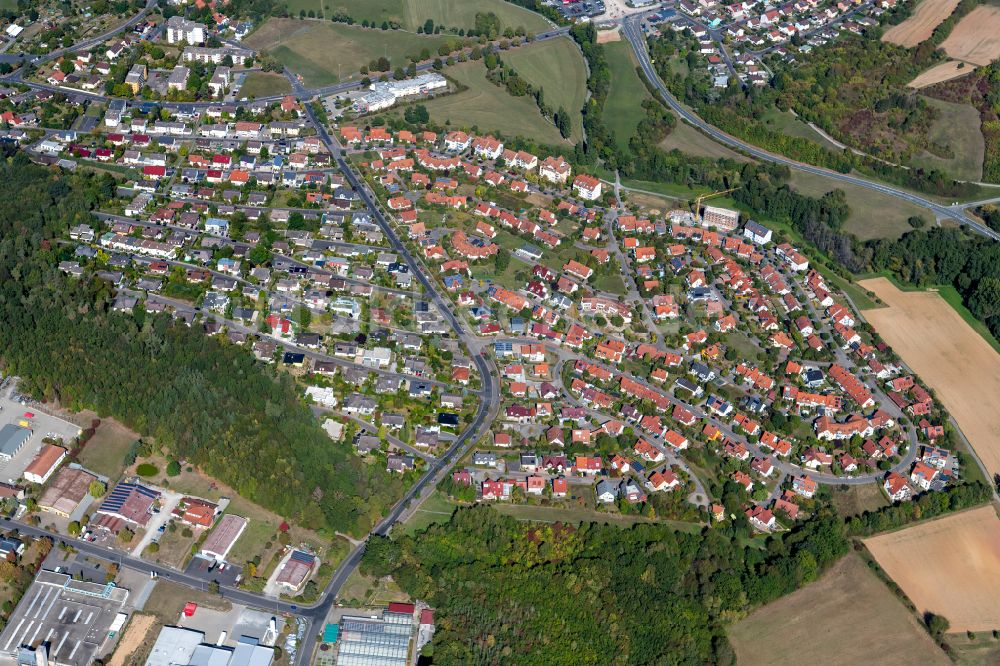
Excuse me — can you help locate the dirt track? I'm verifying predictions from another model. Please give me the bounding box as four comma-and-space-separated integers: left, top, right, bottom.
107, 614, 157, 666
882, 0, 960, 47
860, 277, 1000, 480
865, 506, 1000, 632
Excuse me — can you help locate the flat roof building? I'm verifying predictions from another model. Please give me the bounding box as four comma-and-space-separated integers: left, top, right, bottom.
0, 424, 30, 461
38, 467, 96, 517
200, 514, 247, 562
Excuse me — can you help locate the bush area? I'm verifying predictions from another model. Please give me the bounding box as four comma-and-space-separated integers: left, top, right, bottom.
363, 505, 850, 664
647, 11, 981, 198
0, 150, 407, 537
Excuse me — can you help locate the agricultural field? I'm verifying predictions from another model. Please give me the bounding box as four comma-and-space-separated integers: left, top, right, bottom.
860, 277, 1000, 479
314, 0, 551, 32
909, 96, 984, 181
728, 554, 950, 665
786, 171, 927, 240
503, 36, 587, 143
410, 58, 568, 144
237, 71, 292, 99
864, 506, 1000, 632
882, 0, 961, 47
603, 39, 653, 150
941, 4, 1000, 65
909, 60, 976, 88
245, 18, 455, 87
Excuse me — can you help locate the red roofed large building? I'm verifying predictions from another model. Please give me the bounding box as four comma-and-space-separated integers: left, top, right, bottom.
573, 174, 602, 200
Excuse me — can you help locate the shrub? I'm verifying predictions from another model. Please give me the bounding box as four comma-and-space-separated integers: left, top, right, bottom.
136, 463, 158, 477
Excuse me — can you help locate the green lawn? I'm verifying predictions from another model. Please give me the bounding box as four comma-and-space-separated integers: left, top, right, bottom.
396, 490, 460, 536
592, 273, 626, 295
282, 0, 325, 16
504, 36, 586, 143
603, 40, 652, 150
661, 119, 752, 162
77, 418, 138, 480
245, 18, 458, 87
402, 0, 551, 32
238, 72, 292, 99
787, 170, 927, 240
910, 96, 985, 183
412, 58, 568, 144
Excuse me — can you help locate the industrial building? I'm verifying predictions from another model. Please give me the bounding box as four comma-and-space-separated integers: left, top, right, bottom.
145, 626, 274, 666
0, 424, 31, 461
353, 73, 447, 114
200, 514, 248, 562
334, 603, 415, 666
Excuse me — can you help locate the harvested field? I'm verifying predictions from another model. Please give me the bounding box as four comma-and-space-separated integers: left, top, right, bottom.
882, 0, 960, 47
909, 60, 976, 88
941, 5, 1000, 66
107, 613, 157, 666
864, 506, 1000, 632
859, 277, 1000, 479
729, 554, 949, 665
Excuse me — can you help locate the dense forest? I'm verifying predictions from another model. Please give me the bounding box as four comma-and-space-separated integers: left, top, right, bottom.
0, 150, 405, 537
364, 505, 850, 664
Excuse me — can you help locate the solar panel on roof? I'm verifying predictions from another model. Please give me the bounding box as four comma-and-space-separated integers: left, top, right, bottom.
290, 550, 314, 564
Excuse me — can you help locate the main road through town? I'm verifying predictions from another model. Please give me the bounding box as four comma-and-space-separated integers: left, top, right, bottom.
619, 13, 1000, 242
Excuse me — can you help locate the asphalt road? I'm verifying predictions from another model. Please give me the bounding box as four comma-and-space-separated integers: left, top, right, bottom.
620, 14, 1000, 241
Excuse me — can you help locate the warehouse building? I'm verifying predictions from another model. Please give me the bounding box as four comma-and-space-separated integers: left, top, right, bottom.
200, 514, 248, 562
0, 424, 31, 461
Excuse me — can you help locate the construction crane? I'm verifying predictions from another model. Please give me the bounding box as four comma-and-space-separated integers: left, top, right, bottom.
693, 187, 739, 219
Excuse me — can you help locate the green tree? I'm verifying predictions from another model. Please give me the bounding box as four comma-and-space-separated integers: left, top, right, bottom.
88, 481, 106, 498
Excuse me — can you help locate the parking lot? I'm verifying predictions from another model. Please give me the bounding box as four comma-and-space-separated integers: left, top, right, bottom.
0, 380, 81, 485
0, 570, 128, 666
185, 555, 242, 588
175, 602, 282, 647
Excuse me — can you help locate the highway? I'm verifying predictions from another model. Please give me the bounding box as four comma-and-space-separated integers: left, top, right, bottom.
619, 14, 1000, 241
